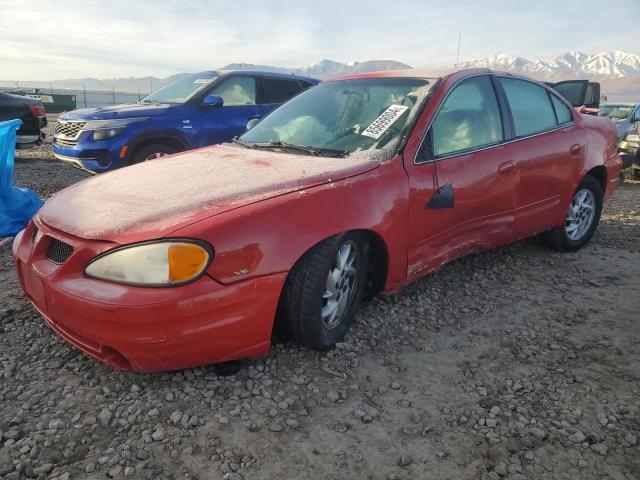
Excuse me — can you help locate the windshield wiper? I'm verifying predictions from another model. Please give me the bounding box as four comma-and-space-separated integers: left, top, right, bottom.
229, 137, 255, 149
229, 138, 347, 158
252, 141, 321, 156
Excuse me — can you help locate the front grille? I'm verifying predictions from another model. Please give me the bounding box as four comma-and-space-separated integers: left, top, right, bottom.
46, 239, 74, 264
55, 137, 79, 148
54, 121, 85, 140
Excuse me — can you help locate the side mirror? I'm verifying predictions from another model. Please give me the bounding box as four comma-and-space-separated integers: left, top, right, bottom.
202, 95, 224, 107
246, 118, 260, 130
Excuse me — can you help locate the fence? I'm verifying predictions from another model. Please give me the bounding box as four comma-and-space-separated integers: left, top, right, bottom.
0, 86, 151, 111
75, 90, 149, 109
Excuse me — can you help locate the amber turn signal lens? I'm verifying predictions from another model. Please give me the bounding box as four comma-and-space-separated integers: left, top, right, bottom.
168, 243, 209, 282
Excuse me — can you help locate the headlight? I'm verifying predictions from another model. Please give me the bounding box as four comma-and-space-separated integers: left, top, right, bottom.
85, 240, 212, 286
84, 117, 148, 141
93, 127, 124, 141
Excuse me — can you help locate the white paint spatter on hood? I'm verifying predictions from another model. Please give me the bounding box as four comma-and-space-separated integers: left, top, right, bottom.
38, 145, 380, 243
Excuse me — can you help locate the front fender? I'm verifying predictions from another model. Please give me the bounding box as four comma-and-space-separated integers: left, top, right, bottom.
170, 157, 411, 293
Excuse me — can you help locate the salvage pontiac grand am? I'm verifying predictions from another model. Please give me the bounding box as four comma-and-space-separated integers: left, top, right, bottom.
13, 68, 622, 371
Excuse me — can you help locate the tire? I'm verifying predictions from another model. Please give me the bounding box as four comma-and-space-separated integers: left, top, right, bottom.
543, 175, 603, 252
130, 143, 176, 165
277, 232, 369, 351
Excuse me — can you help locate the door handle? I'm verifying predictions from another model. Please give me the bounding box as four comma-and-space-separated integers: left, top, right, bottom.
248, 114, 261, 119
498, 161, 515, 176
570, 144, 582, 156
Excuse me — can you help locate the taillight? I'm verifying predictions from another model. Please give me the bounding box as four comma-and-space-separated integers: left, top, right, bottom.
29, 105, 45, 117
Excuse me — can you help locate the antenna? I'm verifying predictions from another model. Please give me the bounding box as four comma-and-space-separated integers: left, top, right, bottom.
456, 34, 462, 67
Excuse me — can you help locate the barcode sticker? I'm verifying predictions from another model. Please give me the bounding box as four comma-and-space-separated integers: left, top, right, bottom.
361, 104, 409, 139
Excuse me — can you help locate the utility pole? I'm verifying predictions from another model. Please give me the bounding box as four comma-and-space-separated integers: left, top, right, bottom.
456, 34, 462, 67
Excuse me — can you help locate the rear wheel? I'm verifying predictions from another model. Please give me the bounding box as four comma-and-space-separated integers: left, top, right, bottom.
543, 175, 603, 252
130, 143, 176, 165
277, 232, 369, 350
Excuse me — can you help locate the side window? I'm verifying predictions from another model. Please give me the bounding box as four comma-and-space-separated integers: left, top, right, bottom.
430, 75, 503, 158
209, 76, 256, 106
261, 78, 302, 104
550, 93, 573, 125
500, 78, 557, 137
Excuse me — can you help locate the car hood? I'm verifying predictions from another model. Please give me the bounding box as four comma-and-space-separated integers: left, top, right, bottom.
38, 145, 380, 243
60, 103, 171, 121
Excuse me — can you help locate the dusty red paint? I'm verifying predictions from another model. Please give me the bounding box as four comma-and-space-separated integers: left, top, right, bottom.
13, 69, 622, 371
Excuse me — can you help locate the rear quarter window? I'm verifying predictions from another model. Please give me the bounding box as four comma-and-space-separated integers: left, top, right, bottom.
550, 94, 573, 125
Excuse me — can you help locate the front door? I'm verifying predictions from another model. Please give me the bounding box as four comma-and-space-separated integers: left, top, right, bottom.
195, 75, 263, 147
404, 75, 518, 280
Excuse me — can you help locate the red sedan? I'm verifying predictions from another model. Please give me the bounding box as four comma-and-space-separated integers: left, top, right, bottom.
13, 69, 622, 371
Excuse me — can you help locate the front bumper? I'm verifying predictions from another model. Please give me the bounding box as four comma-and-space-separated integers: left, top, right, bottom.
52, 132, 127, 173
13, 218, 286, 371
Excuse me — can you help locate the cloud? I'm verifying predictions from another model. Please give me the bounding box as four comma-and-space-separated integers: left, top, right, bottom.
0, 0, 638, 80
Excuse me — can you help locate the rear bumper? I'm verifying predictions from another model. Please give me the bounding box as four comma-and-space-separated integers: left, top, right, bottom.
16, 133, 44, 148
604, 153, 623, 200
13, 218, 286, 371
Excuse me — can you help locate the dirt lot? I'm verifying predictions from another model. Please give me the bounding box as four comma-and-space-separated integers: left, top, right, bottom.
1, 125, 639, 479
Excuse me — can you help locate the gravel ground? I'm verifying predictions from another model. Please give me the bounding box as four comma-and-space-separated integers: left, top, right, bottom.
1, 126, 639, 479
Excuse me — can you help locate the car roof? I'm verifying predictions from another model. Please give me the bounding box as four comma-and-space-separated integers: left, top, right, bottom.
206, 70, 319, 84
326, 67, 495, 82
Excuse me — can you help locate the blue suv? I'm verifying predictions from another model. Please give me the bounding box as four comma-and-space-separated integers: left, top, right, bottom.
52, 71, 318, 173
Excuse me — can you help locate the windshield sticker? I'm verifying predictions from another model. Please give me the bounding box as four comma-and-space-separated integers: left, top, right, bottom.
361, 104, 409, 139
193, 78, 211, 84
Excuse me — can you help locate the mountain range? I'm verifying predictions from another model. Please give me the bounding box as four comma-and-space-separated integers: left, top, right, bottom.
1, 52, 637, 101
221, 59, 411, 79
459, 50, 640, 80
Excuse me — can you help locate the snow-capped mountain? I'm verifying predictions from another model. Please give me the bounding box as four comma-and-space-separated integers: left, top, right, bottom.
460, 50, 640, 79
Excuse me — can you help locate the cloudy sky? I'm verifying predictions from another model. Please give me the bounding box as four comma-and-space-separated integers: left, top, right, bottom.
1, 0, 638, 80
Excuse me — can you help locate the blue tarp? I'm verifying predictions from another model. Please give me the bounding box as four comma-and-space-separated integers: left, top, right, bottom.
0, 119, 44, 237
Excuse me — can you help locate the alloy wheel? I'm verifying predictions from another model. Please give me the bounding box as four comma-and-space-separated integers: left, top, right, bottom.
565, 189, 596, 241
321, 241, 360, 330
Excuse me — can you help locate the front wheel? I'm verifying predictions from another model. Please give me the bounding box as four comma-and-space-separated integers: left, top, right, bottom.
277, 232, 369, 350
543, 175, 603, 252
130, 143, 176, 165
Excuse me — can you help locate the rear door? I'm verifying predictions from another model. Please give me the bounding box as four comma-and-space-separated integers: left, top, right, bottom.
548, 80, 601, 109
404, 74, 518, 279
195, 75, 263, 147
499, 77, 579, 238
258, 77, 308, 116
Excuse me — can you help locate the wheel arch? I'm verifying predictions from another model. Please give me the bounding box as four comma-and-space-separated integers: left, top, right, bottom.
585, 165, 607, 192
126, 133, 189, 164
285, 228, 390, 298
